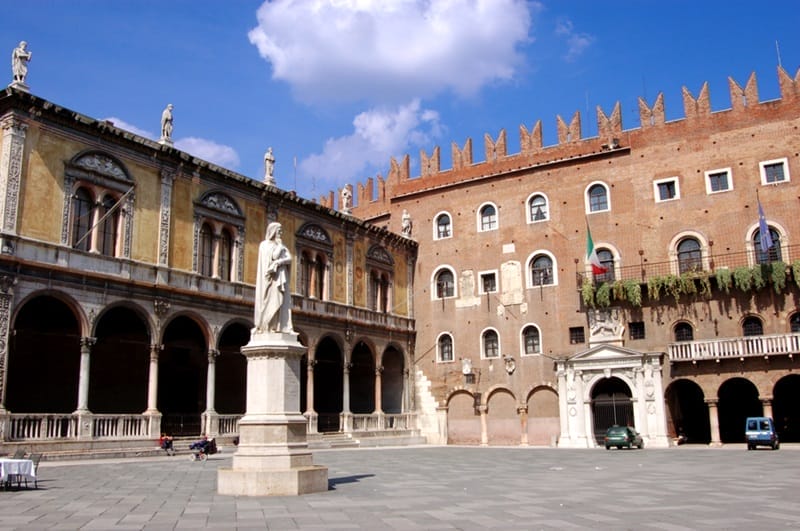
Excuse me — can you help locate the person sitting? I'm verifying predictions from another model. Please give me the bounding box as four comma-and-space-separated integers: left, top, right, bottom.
159, 433, 175, 455
190, 435, 210, 453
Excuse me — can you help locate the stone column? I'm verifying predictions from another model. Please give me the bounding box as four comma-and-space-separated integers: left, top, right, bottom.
218, 332, 328, 496
518, 405, 529, 446
706, 399, 721, 446
156, 169, 175, 284
374, 366, 383, 415
203, 349, 218, 436
0, 276, 14, 414
0, 116, 27, 253
556, 367, 570, 447
761, 397, 773, 419
479, 404, 488, 446
145, 344, 161, 413
75, 337, 95, 413
305, 359, 316, 416
342, 362, 352, 432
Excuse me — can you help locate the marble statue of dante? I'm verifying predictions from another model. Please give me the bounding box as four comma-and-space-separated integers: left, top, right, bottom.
254, 222, 293, 334
401, 209, 412, 237
160, 104, 174, 141
264, 147, 275, 183
11, 41, 31, 84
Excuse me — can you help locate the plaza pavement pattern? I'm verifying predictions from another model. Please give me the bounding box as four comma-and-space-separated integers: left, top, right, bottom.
0, 445, 798, 530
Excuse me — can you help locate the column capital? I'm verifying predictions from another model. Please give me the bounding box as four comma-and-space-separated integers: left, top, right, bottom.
80, 336, 97, 349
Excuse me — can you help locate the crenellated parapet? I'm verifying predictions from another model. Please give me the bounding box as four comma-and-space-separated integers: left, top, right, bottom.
346, 66, 800, 220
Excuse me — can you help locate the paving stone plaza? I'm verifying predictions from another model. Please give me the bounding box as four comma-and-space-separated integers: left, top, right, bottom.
0, 446, 798, 530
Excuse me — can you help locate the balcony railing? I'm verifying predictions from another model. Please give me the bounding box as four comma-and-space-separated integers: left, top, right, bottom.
292, 295, 414, 332
668, 332, 800, 362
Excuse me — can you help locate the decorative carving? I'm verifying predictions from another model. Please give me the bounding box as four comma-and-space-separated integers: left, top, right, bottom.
367, 244, 394, 265
201, 192, 242, 216
154, 298, 170, 319
298, 223, 332, 245
0, 117, 27, 234
0, 289, 13, 399
72, 153, 129, 181
158, 169, 175, 266
588, 308, 625, 340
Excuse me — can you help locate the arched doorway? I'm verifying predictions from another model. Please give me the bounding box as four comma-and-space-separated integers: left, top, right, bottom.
664, 379, 710, 444
215, 322, 249, 416
159, 316, 207, 436
591, 377, 633, 443
90, 306, 150, 413
773, 374, 800, 442
447, 391, 480, 444
718, 377, 760, 443
381, 347, 404, 414
7, 295, 81, 413
314, 337, 343, 432
349, 341, 374, 414
487, 389, 517, 445
526, 387, 559, 446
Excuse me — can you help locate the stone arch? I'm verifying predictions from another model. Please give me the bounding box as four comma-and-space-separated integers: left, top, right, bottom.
214, 320, 250, 416
446, 390, 480, 445
486, 387, 517, 445
589, 376, 634, 444
717, 377, 761, 443
313, 335, 344, 432
350, 340, 375, 414
381, 345, 405, 414
664, 378, 710, 444
525, 385, 559, 446
772, 374, 800, 442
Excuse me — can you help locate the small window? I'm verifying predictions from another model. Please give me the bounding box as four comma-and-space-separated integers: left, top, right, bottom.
754, 227, 781, 264
629, 322, 645, 340
522, 325, 541, 355
435, 269, 455, 299
674, 322, 693, 342
479, 204, 497, 232
790, 313, 800, 333
742, 316, 763, 337
438, 334, 454, 362
677, 238, 702, 274
594, 248, 615, 283
654, 178, 679, 202
531, 255, 554, 286
482, 329, 500, 358
479, 271, 497, 294
569, 326, 585, 345
435, 213, 452, 240
588, 184, 609, 213
705, 168, 732, 194
528, 194, 549, 223
760, 158, 789, 185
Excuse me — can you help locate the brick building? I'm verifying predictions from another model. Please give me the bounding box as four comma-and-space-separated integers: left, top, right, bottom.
347, 67, 800, 448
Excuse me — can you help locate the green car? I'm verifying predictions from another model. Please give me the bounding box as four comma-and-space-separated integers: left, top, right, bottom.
604, 425, 644, 450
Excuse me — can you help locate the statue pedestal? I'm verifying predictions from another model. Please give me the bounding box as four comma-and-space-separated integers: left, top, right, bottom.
218, 333, 328, 496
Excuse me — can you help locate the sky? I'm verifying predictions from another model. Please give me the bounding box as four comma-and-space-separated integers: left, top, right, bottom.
2, 1, 799, 204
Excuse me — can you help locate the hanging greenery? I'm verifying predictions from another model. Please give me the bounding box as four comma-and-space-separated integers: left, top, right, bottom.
623, 279, 642, 307
770, 261, 787, 295
663, 274, 681, 302
733, 266, 753, 292
596, 282, 612, 308
697, 274, 712, 299
715, 268, 732, 294
752, 265, 767, 291
647, 276, 662, 301
793, 260, 800, 290
612, 280, 625, 301
581, 278, 595, 307
679, 272, 698, 297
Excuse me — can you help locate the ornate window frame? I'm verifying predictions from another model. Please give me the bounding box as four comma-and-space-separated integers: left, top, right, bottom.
296, 222, 333, 300
193, 190, 245, 281
366, 243, 394, 313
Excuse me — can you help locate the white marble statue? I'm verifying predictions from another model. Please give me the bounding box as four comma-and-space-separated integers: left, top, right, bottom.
340, 186, 352, 214
11, 41, 31, 85
160, 104, 174, 143
401, 209, 412, 237
264, 147, 275, 184
254, 222, 293, 334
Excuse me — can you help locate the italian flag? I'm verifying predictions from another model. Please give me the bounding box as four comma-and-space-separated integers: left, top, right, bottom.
586, 224, 608, 274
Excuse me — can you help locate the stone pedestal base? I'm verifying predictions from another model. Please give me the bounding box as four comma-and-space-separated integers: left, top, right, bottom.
218, 465, 329, 496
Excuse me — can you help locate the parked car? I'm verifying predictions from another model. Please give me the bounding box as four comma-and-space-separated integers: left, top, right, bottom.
745, 417, 779, 450
604, 425, 644, 450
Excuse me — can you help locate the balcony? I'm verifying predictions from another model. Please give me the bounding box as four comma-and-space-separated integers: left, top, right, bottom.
292, 295, 414, 332
668, 332, 800, 363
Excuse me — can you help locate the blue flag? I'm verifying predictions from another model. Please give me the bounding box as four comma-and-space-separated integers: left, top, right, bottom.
758, 199, 774, 250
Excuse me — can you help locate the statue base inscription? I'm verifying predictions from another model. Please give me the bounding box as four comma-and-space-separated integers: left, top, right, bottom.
217, 334, 328, 496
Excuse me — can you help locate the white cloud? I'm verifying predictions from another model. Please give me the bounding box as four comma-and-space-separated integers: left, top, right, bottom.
249, 0, 534, 103
104, 117, 154, 139
175, 138, 241, 169
300, 99, 442, 187
555, 18, 593, 62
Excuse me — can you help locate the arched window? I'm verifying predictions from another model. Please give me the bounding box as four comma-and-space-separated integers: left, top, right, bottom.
199, 223, 214, 277
435, 213, 452, 240
674, 322, 694, 342
97, 194, 119, 257
313, 258, 326, 299
742, 316, 763, 336
753, 227, 781, 264
479, 204, 497, 232
296, 223, 333, 300
522, 325, 541, 355
588, 184, 609, 212
528, 194, 548, 222
482, 329, 499, 358
370, 270, 391, 312
218, 228, 233, 281
71, 187, 94, 252
531, 255, 553, 286
594, 248, 615, 282
677, 237, 702, 273
791, 313, 800, 333
435, 269, 455, 299
438, 334, 454, 362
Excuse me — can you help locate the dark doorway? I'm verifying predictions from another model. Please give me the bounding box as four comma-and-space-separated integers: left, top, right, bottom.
350, 342, 375, 414
591, 377, 633, 444
665, 379, 710, 444
773, 374, 800, 442
718, 378, 761, 443
8, 295, 81, 413
159, 316, 207, 436
215, 322, 249, 415
313, 337, 343, 432
381, 347, 404, 414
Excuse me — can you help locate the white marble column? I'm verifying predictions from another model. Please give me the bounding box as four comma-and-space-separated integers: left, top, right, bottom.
75, 337, 95, 413
706, 399, 721, 446
518, 406, 529, 446
145, 344, 160, 413
374, 366, 383, 414
205, 349, 218, 414
479, 405, 488, 446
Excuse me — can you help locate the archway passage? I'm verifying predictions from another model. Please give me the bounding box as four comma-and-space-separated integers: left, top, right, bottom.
447, 392, 480, 444
718, 377, 761, 443
215, 322, 249, 415
159, 316, 207, 436
349, 342, 375, 414
90, 306, 150, 413
665, 379, 710, 444
773, 374, 800, 442
314, 337, 343, 432
7, 295, 81, 413
591, 377, 633, 444
381, 347, 404, 414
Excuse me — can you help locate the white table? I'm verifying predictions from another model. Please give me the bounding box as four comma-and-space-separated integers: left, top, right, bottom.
0, 458, 35, 487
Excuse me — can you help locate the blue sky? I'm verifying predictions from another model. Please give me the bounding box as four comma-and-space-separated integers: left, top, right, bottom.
2, 1, 799, 203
